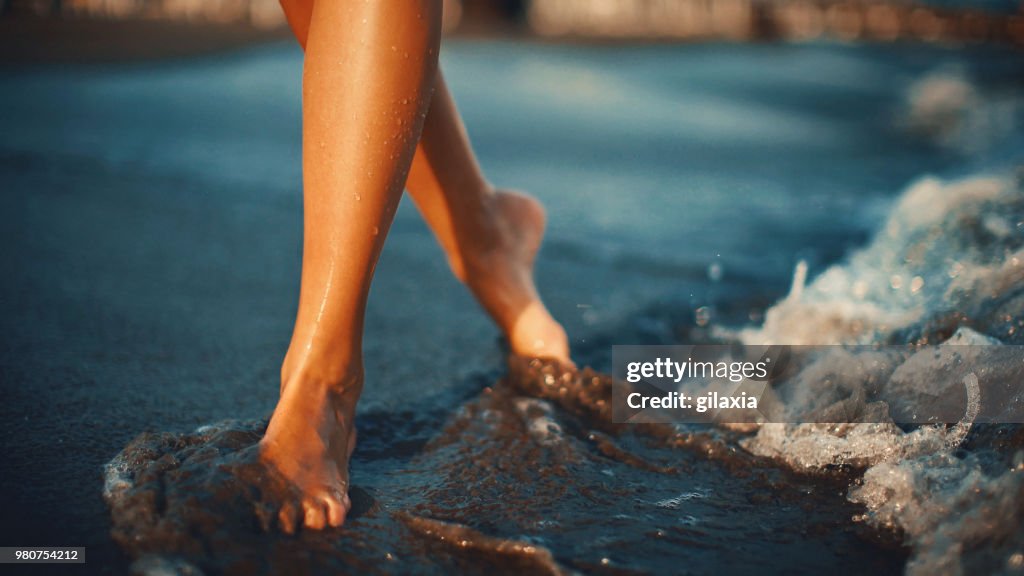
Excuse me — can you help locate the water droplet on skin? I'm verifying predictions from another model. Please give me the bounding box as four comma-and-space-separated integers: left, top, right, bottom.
372, 226, 379, 236
354, 193, 362, 201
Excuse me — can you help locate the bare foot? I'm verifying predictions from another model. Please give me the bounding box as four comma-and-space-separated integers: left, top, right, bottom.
258, 373, 359, 533
452, 190, 573, 366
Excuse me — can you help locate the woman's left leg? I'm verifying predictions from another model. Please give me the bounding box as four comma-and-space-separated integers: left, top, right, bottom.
261, 0, 442, 532
279, 0, 571, 365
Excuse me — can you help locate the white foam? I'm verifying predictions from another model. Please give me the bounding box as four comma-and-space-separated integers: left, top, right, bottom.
102, 452, 133, 503
734, 173, 1021, 346
904, 69, 1022, 155
729, 170, 1024, 573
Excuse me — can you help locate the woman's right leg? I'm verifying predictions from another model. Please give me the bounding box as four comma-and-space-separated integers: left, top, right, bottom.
280, 0, 571, 364
265, 0, 442, 532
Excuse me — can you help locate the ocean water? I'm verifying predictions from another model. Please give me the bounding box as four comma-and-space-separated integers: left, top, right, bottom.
736, 168, 1024, 573
1, 40, 1022, 574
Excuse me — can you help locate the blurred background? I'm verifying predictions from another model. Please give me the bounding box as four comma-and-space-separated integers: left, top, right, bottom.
1, 0, 1022, 64
1, 0, 1022, 573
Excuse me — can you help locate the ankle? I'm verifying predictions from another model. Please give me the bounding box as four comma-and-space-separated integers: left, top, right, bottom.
281, 354, 364, 397
456, 190, 517, 261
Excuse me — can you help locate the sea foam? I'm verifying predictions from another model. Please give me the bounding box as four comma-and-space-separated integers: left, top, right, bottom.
729, 170, 1024, 575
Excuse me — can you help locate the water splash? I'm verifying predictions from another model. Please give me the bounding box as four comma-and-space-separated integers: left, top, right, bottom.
731, 170, 1024, 574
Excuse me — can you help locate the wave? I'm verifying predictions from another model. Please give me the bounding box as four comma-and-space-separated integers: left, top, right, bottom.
732, 170, 1024, 575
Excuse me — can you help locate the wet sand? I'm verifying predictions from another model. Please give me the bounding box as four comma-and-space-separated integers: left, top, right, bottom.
1, 39, 1020, 573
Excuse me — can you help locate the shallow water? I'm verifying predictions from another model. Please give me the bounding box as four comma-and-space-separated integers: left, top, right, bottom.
737, 171, 1024, 575
104, 361, 910, 575
1, 40, 1022, 574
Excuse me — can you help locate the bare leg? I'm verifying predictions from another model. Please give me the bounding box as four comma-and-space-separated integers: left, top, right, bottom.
406, 80, 571, 363
279, 0, 570, 364
261, 0, 442, 532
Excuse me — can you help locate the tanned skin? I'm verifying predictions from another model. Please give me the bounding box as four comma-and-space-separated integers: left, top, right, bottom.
259, 0, 572, 533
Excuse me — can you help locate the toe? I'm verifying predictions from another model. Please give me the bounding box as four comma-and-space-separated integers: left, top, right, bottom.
278, 501, 299, 535
323, 490, 349, 527
302, 498, 327, 530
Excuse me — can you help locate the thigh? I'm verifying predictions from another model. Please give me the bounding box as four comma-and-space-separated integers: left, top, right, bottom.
279, 0, 314, 47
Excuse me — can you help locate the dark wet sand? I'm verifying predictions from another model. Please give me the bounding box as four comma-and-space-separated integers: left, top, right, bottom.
4, 38, 1015, 574
0, 154, 899, 573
